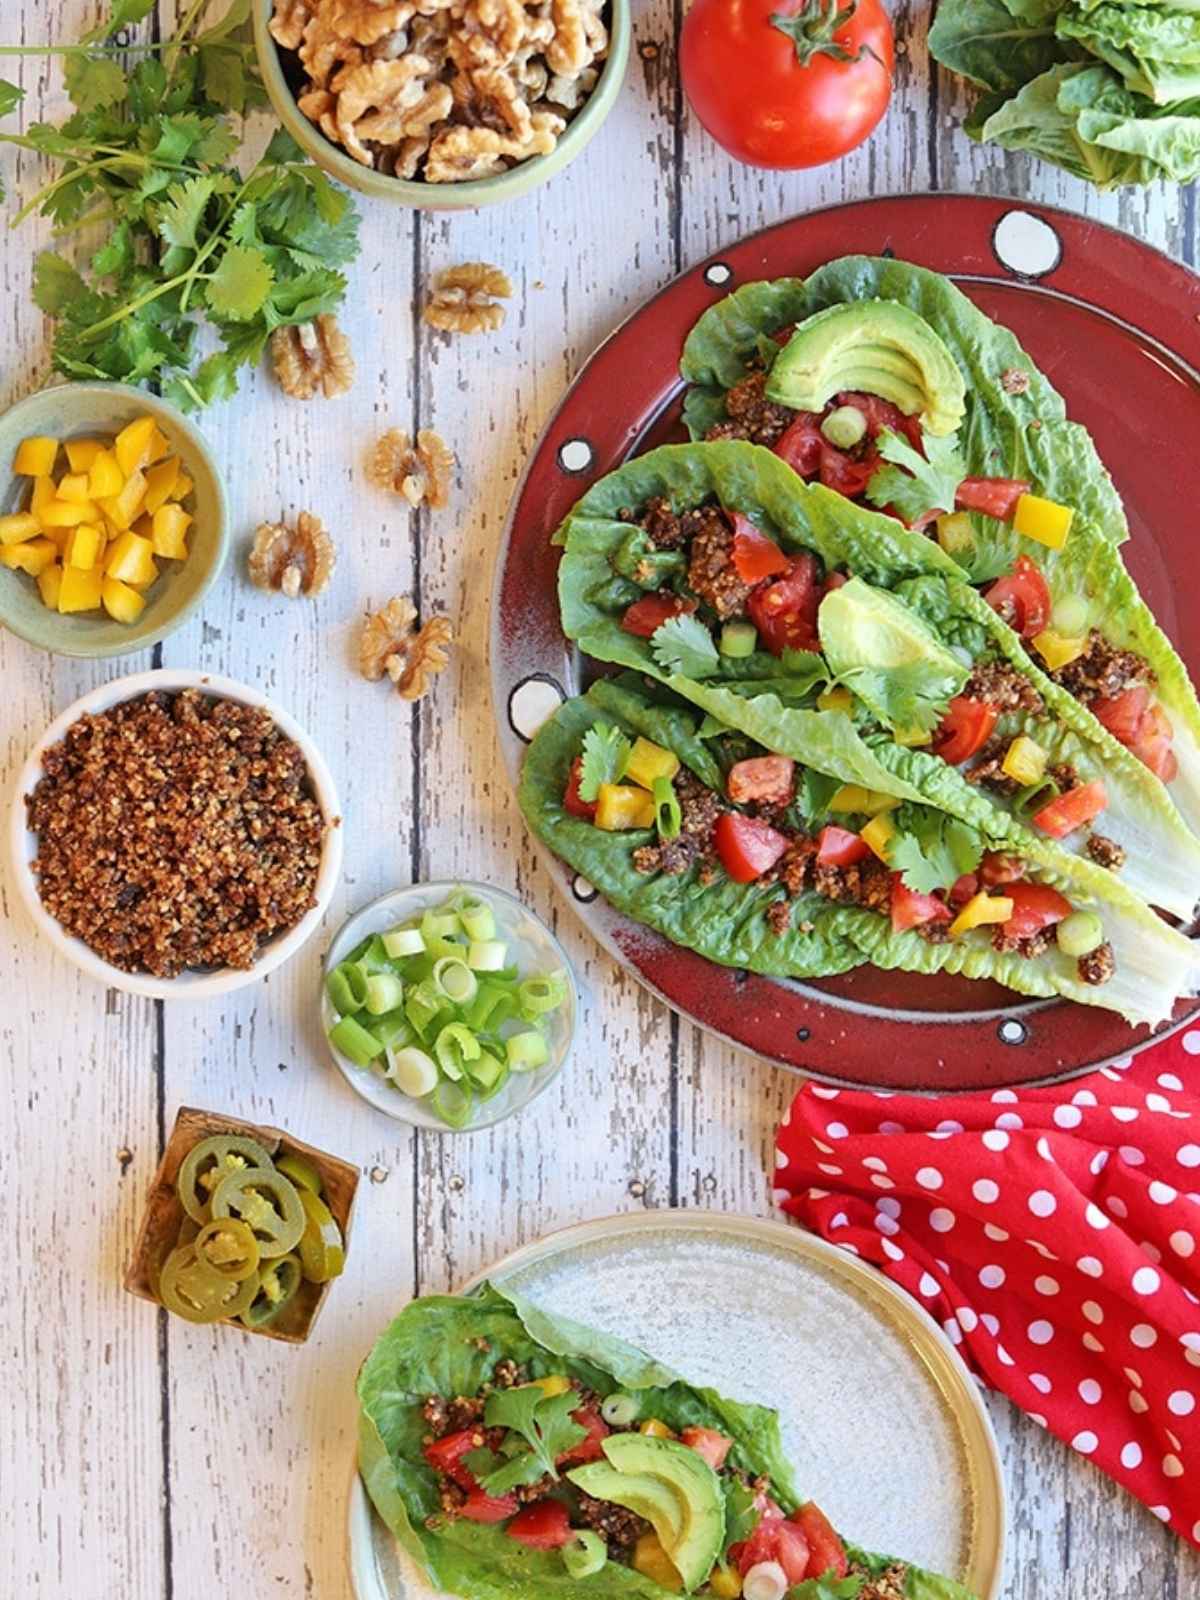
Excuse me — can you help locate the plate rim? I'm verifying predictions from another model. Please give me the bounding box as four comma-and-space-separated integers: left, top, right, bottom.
347, 1207, 1008, 1600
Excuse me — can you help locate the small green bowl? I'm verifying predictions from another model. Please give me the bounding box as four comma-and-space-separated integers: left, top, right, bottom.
252, 0, 630, 211
0, 383, 228, 659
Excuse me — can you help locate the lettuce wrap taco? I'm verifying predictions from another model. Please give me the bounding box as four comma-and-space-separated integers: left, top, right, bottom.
358, 1281, 979, 1600
679, 255, 1200, 841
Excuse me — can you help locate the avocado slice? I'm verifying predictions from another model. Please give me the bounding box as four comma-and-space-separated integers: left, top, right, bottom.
765, 299, 967, 437
568, 1434, 723, 1593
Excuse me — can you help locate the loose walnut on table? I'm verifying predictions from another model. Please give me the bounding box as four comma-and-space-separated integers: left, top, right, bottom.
248, 513, 336, 600
270, 315, 355, 400
423, 262, 513, 331
367, 429, 455, 509
359, 596, 455, 700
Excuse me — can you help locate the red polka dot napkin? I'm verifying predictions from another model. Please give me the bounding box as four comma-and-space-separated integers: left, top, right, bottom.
772, 1035, 1200, 1548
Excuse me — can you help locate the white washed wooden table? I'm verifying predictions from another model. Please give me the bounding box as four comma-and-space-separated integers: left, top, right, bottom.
3, 3, 1199, 1597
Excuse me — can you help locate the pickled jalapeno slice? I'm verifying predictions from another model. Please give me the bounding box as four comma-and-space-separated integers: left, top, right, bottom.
296, 1187, 346, 1284
211, 1166, 305, 1257
176, 1135, 275, 1223
239, 1253, 303, 1327
194, 1217, 261, 1283
159, 1244, 259, 1324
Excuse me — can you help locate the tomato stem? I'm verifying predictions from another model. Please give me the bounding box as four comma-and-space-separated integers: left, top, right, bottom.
770, 0, 883, 67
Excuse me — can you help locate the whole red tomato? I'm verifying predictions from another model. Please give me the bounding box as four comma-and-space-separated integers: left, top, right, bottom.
680, 0, 895, 170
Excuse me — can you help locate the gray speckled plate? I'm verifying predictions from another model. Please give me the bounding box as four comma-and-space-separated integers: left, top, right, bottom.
347, 1212, 1006, 1600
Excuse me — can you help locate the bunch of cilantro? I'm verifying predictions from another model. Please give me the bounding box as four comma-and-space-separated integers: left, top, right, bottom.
0, 0, 360, 411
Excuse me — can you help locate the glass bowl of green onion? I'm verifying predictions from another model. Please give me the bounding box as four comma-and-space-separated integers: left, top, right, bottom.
320, 882, 577, 1132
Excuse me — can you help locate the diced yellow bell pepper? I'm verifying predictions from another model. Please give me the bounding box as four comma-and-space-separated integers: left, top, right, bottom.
41, 524, 69, 554
936, 511, 975, 556
1032, 628, 1087, 672
894, 724, 933, 747
817, 685, 853, 713
30, 474, 57, 521
99, 467, 147, 531
595, 783, 656, 831
146, 423, 170, 464
709, 1566, 743, 1599
831, 783, 900, 816
1001, 734, 1047, 786
37, 562, 63, 609
1014, 493, 1074, 550
143, 455, 180, 515
170, 469, 194, 502
87, 447, 125, 500
13, 435, 58, 476
632, 1534, 682, 1593
57, 471, 92, 505
64, 436, 104, 473
57, 564, 103, 613
0, 511, 43, 545
625, 736, 680, 791
1, 536, 58, 576
64, 523, 104, 571
105, 529, 158, 587
949, 892, 1014, 938
528, 1375, 572, 1398
101, 577, 147, 624
639, 1418, 675, 1439
860, 814, 896, 863
40, 497, 99, 528
114, 414, 158, 476
151, 502, 191, 560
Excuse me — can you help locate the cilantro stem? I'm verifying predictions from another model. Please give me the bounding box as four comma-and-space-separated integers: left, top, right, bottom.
165, 0, 215, 86
9, 153, 148, 228
0, 43, 166, 56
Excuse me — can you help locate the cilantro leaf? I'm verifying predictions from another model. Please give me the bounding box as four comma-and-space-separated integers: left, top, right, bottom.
0, 79, 24, 117
889, 805, 983, 895
578, 721, 631, 802
33, 253, 88, 313
200, 43, 248, 114
787, 1576, 864, 1600
651, 614, 721, 679
865, 429, 967, 524
63, 55, 128, 113
481, 1387, 586, 1491
206, 243, 273, 321
92, 220, 134, 279
157, 176, 216, 250
89, 0, 157, 36
723, 1478, 760, 1547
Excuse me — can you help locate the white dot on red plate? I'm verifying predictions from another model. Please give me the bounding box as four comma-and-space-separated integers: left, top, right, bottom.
1108, 1196, 1129, 1219
980, 1264, 1005, 1289
1182, 1031, 1200, 1055
1030, 1371, 1052, 1394
1149, 1180, 1178, 1204
1028, 1239, 1057, 1260
991, 1088, 1019, 1103
1120, 1441, 1143, 1470
825, 1121, 849, 1138
1083, 1332, 1106, 1353
1077, 1255, 1103, 1277
1053, 1104, 1082, 1129
1130, 1389, 1149, 1413
1082, 1300, 1104, 1324
981, 1129, 1010, 1152
862, 1155, 887, 1172
881, 1238, 905, 1262
1159, 1073, 1184, 1092
958, 1307, 979, 1332
1078, 1378, 1102, 1404
771, 1187, 790, 1205
817, 1163, 843, 1177
774, 1149, 788, 1169
875, 1213, 899, 1236
878, 1120, 905, 1134
1171, 1230, 1195, 1258
943, 1317, 962, 1344
876, 1195, 901, 1217
813, 1139, 834, 1154
996, 1113, 1023, 1131
1182, 1332, 1200, 1366
871, 1174, 895, 1190
807, 1188, 830, 1201
918, 1272, 939, 1297
1133, 1267, 1161, 1295
1085, 1204, 1110, 1230
1119, 1146, 1146, 1167
1177, 1144, 1200, 1168
1146, 1094, 1172, 1114
996, 1344, 1015, 1366
1029, 1189, 1057, 1217
1112, 1106, 1140, 1123
1034, 1275, 1060, 1296
916, 1167, 944, 1189
936, 1119, 964, 1134
1149, 1505, 1172, 1523
1163, 1455, 1183, 1478
1074, 1089, 1099, 1106
811, 1086, 840, 1100
1072, 1431, 1098, 1454
929, 1207, 956, 1232
1112, 1055, 1134, 1069
829, 1212, 849, 1229
1028, 1320, 1055, 1345
1130, 1324, 1158, 1349
1091, 1150, 1109, 1176
981, 1313, 1000, 1336
1168, 1390, 1195, 1416
984, 1223, 1010, 1242
973, 1179, 999, 1204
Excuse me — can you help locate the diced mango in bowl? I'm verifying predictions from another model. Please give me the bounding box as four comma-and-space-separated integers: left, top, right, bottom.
5, 415, 194, 623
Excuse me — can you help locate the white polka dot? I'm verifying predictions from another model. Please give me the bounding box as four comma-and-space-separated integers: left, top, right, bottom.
983, 1223, 1010, 1242
817, 1163, 843, 1177
1112, 1106, 1139, 1123
1163, 1455, 1184, 1478
870, 1174, 895, 1190
825, 1121, 849, 1139
1120, 1441, 1143, 1470
916, 1167, 943, 1190
875, 1213, 899, 1236
973, 1179, 1000, 1204
943, 1317, 962, 1345
878, 1120, 905, 1134
1077, 1255, 1103, 1277
981, 1313, 1000, 1336
996, 1344, 1015, 1366
881, 1238, 905, 1262
1149, 1180, 1178, 1205
1170, 1230, 1195, 1258
1036, 1137, 1055, 1163
1083, 1331, 1106, 1353
1181, 1030, 1200, 1055
1034, 1275, 1060, 1296
1085, 1204, 1110, 1230
1028, 1239, 1057, 1261
958, 1307, 979, 1332
1119, 1146, 1146, 1167
1149, 1505, 1171, 1523
918, 1272, 939, 1297
1159, 1074, 1184, 1092
1078, 1378, 1102, 1404
775, 1149, 789, 1169
1108, 1196, 1129, 1219
1053, 1104, 1083, 1129
995, 1113, 1023, 1131
1074, 1089, 1099, 1106
1130, 1324, 1158, 1349
1167, 1390, 1195, 1416
1146, 1094, 1172, 1114
813, 1139, 834, 1154
1029, 1413, 1047, 1428
1184, 1332, 1200, 1366
1082, 1300, 1104, 1324
862, 1155, 888, 1172
1029, 1189, 1057, 1218
926, 1131, 953, 1142
1090, 1150, 1109, 1176
557, 437, 594, 473
937, 1119, 964, 1135
1030, 1372, 1052, 1394
1072, 1431, 1098, 1454
876, 1196, 901, 1217
980, 1264, 1006, 1289
1132, 1266, 1161, 1295
981, 1130, 1009, 1152
1130, 1389, 1149, 1414
1124, 1365, 1143, 1386
929, 1207, 956, 1232
807, 1189, 830, 1202
811, 1086, 840, 1100
1177, 1144, 1200, 1168
992, 1088, 1019, 1103
508, 676, 566, 738
829, 1212, 849, 1230
1028, 1320, 1055, 1345
1142, 1242, 1162, 1265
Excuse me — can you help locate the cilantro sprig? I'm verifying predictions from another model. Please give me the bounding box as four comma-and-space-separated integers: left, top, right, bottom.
479, 1386, 587, 1493
578, 721, 631, 802
889, 804, 983, 895
865, 429, 967, 524
651, 613, 721, 679
0, 0, 360, 410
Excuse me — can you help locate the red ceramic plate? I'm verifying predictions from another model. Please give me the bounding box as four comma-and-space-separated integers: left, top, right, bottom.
491, 194, 1200, 1091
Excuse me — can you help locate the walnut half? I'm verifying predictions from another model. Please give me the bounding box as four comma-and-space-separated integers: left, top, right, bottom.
271, 315, 356, 400
423, 261, 513, 333
359, 595, 454, 699
248, 513, 336, 599
366, 428, 455, 509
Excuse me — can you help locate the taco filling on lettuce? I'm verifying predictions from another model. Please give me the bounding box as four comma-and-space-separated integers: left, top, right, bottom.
358, 1282, 979, 1600
679, 255, 1200, 840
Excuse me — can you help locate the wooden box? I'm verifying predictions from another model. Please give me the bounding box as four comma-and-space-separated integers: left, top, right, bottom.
124, 1105, 359, 1344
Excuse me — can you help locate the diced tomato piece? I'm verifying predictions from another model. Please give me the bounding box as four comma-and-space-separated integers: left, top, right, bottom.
932, 697, 998, 765
1002, 881, 1073, 937
729, 1514, 811, 1583
790, 1503, 848, 1580
714, 812, 791, 883
1032, 781, 1108, 839
557, 1407, 608, 1466
747, 552, 822, 655
460, 1489, 519, 1523
771, 324, 796, 346
838, 391, 924, 452
680, 1426, 733, 1471
823, 569, 849, 592
727, 754, 795, 807
890, 875, 952, 933
563, 756, 597, 820
423, 1429, 483, 1491
1092, 684, 1151, 748
979, 851, 1025, 888
730, 513, 790, 582
949, 873, 978, 909
773, 414, 824, 478
505, 1500, 574, 1549
983, 555, 1051, 639
955, 477, 1030, 522
816, 824, 871, 868
818, 442, 877, 497
621, 592, 695, 639
1131, 701, 1178, 783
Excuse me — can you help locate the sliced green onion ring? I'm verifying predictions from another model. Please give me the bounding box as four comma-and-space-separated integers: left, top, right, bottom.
422, 909, 460, 941
459, 897, 497, 942
432, 1076, 474, 1129
600, 1392, 640, 1427
373, 1009, 415, 1050
365, 972, 404, 1015
326, 965, 361, 1016
518, 969, 568, 1018
468, 938, 507, 972
433, 956, 478, 1005
507, 1030, 550, 1072
387, 1045, 440, 1097
1016, 777, 1060, 815
329, 1015, 384, 1067
653, 775, 682, 841
435, 1022, 481, 1079
382, 925, 425, 959
466, 1050, 505, 1091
